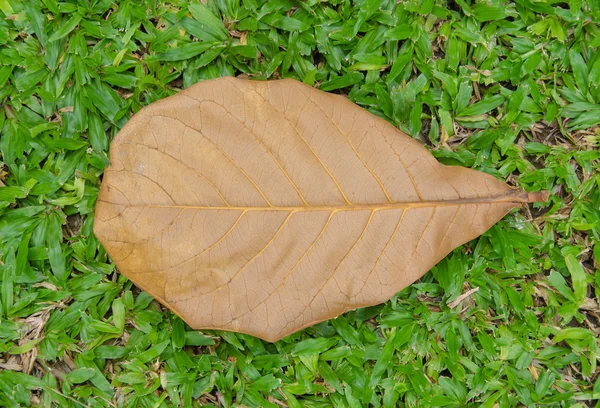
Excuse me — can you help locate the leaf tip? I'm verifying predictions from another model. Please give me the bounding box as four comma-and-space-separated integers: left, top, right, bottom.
524, 190, 550, 203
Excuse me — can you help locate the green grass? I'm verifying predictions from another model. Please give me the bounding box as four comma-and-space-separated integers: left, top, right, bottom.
0, 0, 599, 406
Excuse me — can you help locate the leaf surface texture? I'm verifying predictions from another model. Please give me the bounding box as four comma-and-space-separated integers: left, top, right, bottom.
95, 77, 533, 341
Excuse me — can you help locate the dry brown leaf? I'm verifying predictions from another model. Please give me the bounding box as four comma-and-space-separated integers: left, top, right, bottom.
94, 77, 547, 342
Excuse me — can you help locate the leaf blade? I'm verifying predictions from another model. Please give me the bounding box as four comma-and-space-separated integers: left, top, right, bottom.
94, 78, 544, 342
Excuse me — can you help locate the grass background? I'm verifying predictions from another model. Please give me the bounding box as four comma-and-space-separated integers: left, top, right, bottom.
0, 0, 599, 406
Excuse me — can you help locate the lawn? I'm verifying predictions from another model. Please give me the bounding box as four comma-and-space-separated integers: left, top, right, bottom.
0, 0, 599, 407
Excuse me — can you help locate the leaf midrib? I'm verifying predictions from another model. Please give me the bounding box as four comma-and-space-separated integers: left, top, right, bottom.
98, 190, 532, 211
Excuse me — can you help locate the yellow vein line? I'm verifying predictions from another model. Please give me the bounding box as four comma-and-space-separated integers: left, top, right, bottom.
220, 82, 352, 205
437, 205, 462, 251
98, 189, 530, 212
295, 86, 393, 203
386, 142, 425, 201
411, 207, 438, 261
390, 207, 442, 287
101, 180, 131, 204
143, 113, 273, 207
144, 209, 186, 242
431, 164, 462, 198
157, 211, 246, 273
95, 199, 126, 222
110, 168, 176, 204
306, 210, 375, 309
199, 211, 295, 298
230, 211, 336, 322
356, 208, 407, 295
182, 94, 309, 206
118, 141, 231, 207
